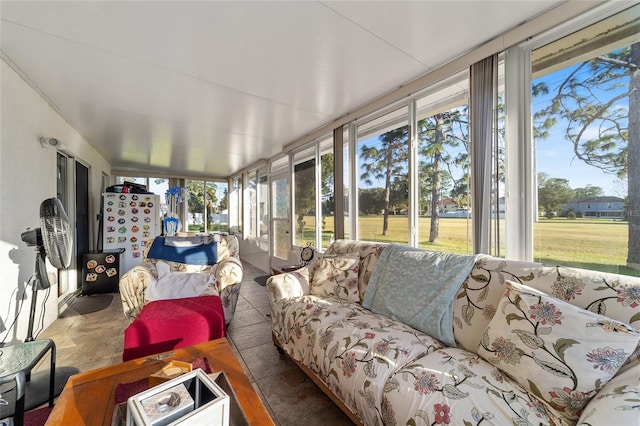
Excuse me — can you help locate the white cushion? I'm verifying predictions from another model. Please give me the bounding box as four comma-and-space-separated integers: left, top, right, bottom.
310, 253, 360, 302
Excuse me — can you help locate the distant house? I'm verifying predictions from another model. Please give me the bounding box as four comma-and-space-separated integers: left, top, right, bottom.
440, 198, 459, 213
439, 198, 471, 218
563, 196, 625, 218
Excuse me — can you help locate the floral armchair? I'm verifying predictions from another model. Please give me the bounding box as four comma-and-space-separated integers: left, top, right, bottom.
119, 233, 243, 324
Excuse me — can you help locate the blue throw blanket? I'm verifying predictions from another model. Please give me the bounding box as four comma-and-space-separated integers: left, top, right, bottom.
147, 237, 218, 265
362, 244, 480, 347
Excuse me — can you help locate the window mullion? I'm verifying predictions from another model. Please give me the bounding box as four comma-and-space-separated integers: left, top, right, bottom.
408, 99, 419, 247
505, 45, 534, 261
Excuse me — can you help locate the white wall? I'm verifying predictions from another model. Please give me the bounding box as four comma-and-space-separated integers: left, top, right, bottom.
0, 59, 111, 345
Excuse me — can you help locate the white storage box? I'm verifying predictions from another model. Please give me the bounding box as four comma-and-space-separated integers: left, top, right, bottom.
127, 369, 229, 426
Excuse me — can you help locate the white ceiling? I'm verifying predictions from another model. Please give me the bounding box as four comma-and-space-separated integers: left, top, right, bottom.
1, 0, 566, 178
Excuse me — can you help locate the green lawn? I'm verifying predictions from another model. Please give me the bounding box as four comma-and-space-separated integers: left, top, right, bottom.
295, 215, 638, 277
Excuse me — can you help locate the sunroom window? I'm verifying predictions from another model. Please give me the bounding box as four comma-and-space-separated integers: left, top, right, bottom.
229, 176, 242, 234
185, 179, 227, 233
356, 105, 410, 244
319, 136, 335, 248
416, 72, 472, 254
531, 4, 639, 275
293, 147, 316, 247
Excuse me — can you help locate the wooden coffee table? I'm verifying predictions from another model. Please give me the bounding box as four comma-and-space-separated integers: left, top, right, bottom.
47, 338, 274, 425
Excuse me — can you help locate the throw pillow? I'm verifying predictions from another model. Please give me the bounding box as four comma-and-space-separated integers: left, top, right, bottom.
477, 280, 640, 421
310, 253, 360, 302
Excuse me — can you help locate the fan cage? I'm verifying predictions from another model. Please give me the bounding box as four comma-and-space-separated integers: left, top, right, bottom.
40, 198, 72, 269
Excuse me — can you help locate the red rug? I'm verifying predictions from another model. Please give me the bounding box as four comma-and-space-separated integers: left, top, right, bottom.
24, 406, 52, 426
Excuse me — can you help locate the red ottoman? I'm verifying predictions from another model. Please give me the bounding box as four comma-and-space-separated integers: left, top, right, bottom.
123, 296, 225, 361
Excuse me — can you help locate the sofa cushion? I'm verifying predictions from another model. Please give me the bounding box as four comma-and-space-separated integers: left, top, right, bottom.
307, 312, 444, 425
324, 239, 387, 302
477, 281, 640, 421
271, 295, 372, 365
382, 347, 564, 426
453, 257, 640, 353
310, 253, 360, 302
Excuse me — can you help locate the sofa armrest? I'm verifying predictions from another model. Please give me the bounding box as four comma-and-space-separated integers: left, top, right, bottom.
577, 366, 639, 425
266, 267, 310, 307
119, 262, 157, 321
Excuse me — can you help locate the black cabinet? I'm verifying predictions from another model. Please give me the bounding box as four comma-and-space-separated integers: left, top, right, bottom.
81, 249, 124, 295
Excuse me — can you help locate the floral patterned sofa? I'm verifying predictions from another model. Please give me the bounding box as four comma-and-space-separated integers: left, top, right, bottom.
119, 233, 243, 323
267, 239, 640, 426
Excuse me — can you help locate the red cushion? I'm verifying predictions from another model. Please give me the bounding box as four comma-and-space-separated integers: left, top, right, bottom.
122, 296, 225, 361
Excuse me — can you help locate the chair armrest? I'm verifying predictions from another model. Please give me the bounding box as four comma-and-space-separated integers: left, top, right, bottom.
266, 267, 310, 307
210, 256, 243, 324
213, 256, 243, 292
119, 262, 157, 320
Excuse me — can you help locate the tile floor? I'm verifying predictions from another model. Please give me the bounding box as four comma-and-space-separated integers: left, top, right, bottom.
35, 261, 353, 425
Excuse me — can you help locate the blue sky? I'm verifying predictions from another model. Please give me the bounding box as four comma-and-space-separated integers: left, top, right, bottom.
535, 128, 625, 197
532, 58, 629, 197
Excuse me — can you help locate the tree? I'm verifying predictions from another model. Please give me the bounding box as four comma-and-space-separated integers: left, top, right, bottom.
294, 159, 315, 241
533, 42, 639, 267
186, 181, 218, 229
418, 109, 468, 242
537, 174, 575, 218
574, 185, 604, 200
359, 126, 409, 235
358, 187, 386, 215
389, 174, 409, 213
293, 154, 334, 244
218, 188, 228, 212
187, 180, 205, 221
320, 153, 334, 229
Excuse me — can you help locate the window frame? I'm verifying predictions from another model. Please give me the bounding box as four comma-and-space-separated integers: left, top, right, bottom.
505, 1, 636, 262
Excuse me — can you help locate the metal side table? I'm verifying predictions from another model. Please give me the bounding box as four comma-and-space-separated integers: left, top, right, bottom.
0, 339, 56, 425
0, 371, 25, 426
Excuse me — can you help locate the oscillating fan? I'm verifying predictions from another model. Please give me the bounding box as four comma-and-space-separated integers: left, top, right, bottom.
21, 198, 73, 341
